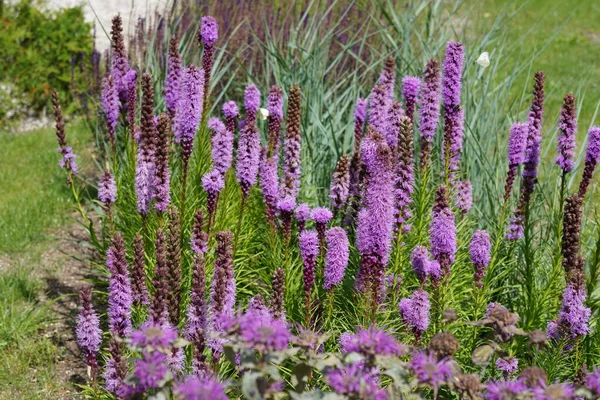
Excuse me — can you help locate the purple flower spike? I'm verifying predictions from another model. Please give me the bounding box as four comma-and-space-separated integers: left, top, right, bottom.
547, 283, 590, 340
555, 94, 577, 173
324, 227, 350, 290
165, 36, 182, 117
174, 65, 205, 166
454, 179, 473, 214
402, 76, 421, 125
208, 117, 234, 175
378, 56, 396, 100
470, 230, 491, 287
260, 151, 279, 225
101, 75, 119, 140
430, 188, 457, 275
579, 126, 600, 197
76, 286, 102, 369
495, 357, 518, 375
419, 59, 441, 168
223, 101, 238, 118
244, 84, 261, 122
106, 233, 133, 338
586, 368, 600, 396
236, 121, 261, 199
342, 325, 403, 356
409, 351, 452, 390
368, 83, 389, 137
442, 41, 464, 111
202, 170, 225, 222
299, 230, 319, 295
311, 207, 333, 246
411, 246, 430, 285
399, 289, 431, 341
200, 16, 218, 46
327, 363, 387, 400
504, 122, 529, 199
280, 85, 302, 201
98, 170, 117, 206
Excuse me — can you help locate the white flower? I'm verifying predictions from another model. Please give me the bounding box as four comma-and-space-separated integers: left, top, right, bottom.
259, 108, 269, 121
476, 52, 490, 68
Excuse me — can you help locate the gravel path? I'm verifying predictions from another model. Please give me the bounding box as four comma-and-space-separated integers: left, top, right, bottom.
47, 0, 168, 51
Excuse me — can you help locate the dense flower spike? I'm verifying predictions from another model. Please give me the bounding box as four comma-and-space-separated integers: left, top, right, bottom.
52, 90, 78, 182
200, 16, 218, 100
267, 85, 284, 156
547, 283, 591, 340
385, 99, 404, 151
368, 83, 389, 139
154, 113, 171, 212
135, 73, 158, 214
126, 70, 137, 134
104, 339, 127, 393
399, 289, 431, 341
430, 186, 457, 275
454, 179, 473, 214
151, 229, 170, 323
106, 232, 133, 337
470, 230, 491, 287
98, 170, 117, 206
442, 42, 465, 181
509, 72, 545, 238
131, 234, 149, 305
411, 246, 430, 285
166, 209, 182, 325
402, 76, 421, 126
101, 75, 119, 143
395, 116, 415, 231
236, 85, 262, 197
260, 150, 279, 225
299, 230, 319, 297
202, 170, 225, 218
185, 248, 207, 342
356, 128, 395, 301
311, 207, 333, 246
280, 84, 302, 200
174, 65, 205, 167
555, 94, 577, 173
379, 56, 396, 99
209, 117, 234, 175
561, 193, 584, 282
165, 35, 182, 117
324, 227, 350, 290
419, 58, 441, 168
295, 203, 310, 232
354, 97, 368, 153
278, 196, 296, 241
270, 268, 286, 320
211, 231, 235, 316
504, 122, 528, 199
76, 286, 102, 369
191, 209, 209, 256
578, 126, 600, 197
110, 15, 130, 101
330, 154, 351, 211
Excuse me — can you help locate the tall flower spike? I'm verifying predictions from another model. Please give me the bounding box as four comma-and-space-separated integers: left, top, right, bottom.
419, 58, 441, 169
508, 72, 545, 240
151, 229, 170, 323
311, 207, 333, 247
211, 231, 234, 316
173, 65, 205, 168
356, 128, 395, 303
135, 73, 158, 215
430, 186, 456, 275
579, 126, 600, 197
165, 35, 182, 118
236, 85, 262, 198
280, 84, 302, 201
324, 227, 350, 290
368, 83, 389, 138
110, 15, 130, 102
166, 208, 182, 325
52, 90, 78, 182
208, 117, 234, 175
132, 233, 149, 305
299, 230, 319, 312
562, 193, 583, 280
200, 16, 218, 102
154, 113, 171, 212
547, 283, 591, 340
504, 122, 528, 199
411, 246, 430, 285
402, 76, 421, 126
202, 170, 225, 220
353, 97, 368, 154
260, 149, 279, 226
98, 170, 117, 206
395, 116, 415, 232
185, 249, 207, 343
385, 99, 404, 151
106, 232, 133, 337
76, 285, 102, 370
399, 289, 431, 342
267, 85, 284, 157
330, 154, 351, 211
191, 209, 209, 256
470, 230, 491, 287
556, 94, 577, 173
378, 55, 396, 100
101, 75, 119, 144
126, 69, 137, 135
104, 339, 127, 393
270, 268, 286, 320
454, 179, 473, 215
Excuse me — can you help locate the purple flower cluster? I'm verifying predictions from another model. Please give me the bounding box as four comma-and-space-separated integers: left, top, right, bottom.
101, 75, 119, 139
399, 289, 431, 340
505, 122, 528, 199
402, 76, 421, 125
106, 233, 133, 337
547, 283, 590, 340
495, 357, 518, 375
340, 326, 403, 357
98, 170, 117, 206
165, 36, 182, 117
327, 363, 388, 400
324, 227, 350, 290
430, 203, 457, 274
555, 94, 577, 173
409, 351, 452, 390
299, 230, 319, 295
76, 286, 101, 368
236, 85, 262, 197
209, 117, 234, 175
485, 379, 527, 400
579, 126, 600, 196
173, 65, 204, 164
418, 59, 441, 166
454, 179, 473, 214
174, 375, 228, 400
410, 246, 441, 285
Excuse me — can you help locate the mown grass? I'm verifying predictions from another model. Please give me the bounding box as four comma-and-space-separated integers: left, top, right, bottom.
0, 118, 93, 398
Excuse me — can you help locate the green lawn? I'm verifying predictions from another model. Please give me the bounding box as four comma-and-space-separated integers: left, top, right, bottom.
473, 0, 600, 129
